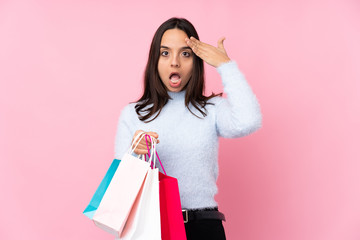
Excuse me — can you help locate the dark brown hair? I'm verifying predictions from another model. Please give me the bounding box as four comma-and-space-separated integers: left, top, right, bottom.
134, 17, 222, 122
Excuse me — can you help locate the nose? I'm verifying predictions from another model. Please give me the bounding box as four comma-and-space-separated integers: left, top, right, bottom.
170, 55, 180, 67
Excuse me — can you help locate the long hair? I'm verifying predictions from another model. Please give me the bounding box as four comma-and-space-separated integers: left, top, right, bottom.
134, 17, 222, 122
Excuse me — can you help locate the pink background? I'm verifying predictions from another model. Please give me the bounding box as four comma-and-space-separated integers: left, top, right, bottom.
1, 0, 359, 239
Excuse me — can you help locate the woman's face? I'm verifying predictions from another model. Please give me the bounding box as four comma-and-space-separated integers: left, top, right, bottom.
158, 28, 194, 92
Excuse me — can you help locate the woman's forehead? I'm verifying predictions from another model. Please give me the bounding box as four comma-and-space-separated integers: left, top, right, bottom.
160, 29, 188, 46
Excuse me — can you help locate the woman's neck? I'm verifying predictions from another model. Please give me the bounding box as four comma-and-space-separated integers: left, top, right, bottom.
167, 90, 186, 101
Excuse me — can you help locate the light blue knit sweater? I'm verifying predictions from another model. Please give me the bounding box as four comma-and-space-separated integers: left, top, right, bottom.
114, 60, 262, 209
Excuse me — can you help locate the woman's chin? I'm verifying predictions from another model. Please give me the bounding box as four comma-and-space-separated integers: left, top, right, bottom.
167, 88, 182, 92
167, 84, 183, 92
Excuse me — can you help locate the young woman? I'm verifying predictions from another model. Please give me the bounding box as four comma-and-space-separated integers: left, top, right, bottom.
114, 17, 262, 240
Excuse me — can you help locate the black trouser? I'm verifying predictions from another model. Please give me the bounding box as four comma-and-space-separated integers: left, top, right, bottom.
185, 219, 226, 240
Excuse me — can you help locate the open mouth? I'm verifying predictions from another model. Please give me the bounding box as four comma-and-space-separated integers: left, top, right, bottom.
169, 72, 182, 87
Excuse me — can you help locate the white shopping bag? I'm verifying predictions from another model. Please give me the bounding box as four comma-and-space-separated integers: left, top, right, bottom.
93, 132, 151, 237
118, 135, 161, 240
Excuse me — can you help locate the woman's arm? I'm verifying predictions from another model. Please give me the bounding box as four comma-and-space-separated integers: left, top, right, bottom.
114, 104, 160, 159
215, 61, 262, 138
185, 36, 262, 138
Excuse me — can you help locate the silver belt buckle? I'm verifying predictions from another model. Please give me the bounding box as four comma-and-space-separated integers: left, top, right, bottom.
182, 209, 188, 223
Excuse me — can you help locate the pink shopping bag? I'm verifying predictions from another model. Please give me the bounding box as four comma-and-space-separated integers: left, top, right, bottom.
144, 135, 186, 240
92, 132, 150, 237
159, 172, 187, 240
118, 134, 161, 240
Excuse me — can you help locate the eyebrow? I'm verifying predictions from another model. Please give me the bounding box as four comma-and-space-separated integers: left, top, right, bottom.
160, 45, 192, 50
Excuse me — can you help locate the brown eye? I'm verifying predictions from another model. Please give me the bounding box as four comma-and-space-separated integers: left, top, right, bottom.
182, 52, 191, 57
161, 51, 169, 56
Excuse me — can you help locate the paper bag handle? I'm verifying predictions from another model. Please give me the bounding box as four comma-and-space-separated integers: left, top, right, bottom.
128, 131, 146, 155
144, 134, 167, 175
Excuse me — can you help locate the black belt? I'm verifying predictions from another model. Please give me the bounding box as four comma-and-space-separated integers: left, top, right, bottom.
182, 208, 226, 223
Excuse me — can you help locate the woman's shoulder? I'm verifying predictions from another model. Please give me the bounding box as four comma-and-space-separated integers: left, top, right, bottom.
206, 94, 224, 106
123, 102, 137, 111
118, 102, 138, 120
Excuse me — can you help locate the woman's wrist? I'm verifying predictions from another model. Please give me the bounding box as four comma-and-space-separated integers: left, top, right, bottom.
216, 58, 232, 68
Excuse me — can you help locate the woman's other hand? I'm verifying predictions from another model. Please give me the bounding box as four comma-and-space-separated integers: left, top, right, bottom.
185, 36, 231, 68
132, 130, 160, 155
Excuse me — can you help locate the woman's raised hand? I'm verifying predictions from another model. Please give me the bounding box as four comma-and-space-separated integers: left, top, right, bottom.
185, 36, 231, 68
132, 130, 159, 155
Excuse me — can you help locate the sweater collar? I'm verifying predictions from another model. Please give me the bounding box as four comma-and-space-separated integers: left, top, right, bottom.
167, 90, 186, 101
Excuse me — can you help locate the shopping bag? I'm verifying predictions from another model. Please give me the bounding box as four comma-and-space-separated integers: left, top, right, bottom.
92, 132, 151, 237
83, 131, 146, 220
159, 172, 186, 240
83, 158, 121, 219
140, 135, 186, 240
118, 134, 161, 240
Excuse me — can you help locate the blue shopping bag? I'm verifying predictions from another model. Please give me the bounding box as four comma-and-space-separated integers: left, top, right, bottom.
83, 159, 121, 219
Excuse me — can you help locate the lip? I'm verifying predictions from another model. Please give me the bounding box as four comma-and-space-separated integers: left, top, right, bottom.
169, 72, 181, 79
169, 78, 182, 88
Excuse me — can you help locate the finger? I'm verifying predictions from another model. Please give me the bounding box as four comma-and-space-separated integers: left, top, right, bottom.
218, 37, 228, 55
134, 148, 150, 155
190, 37, 205, 51
146, 131, 159, 138
217, 37, 225, 49
189, 36, 201, 44
137, 141, 149, 149
189, 38, 216, 57
132, 130, 145, 143
186, 37, 202, 49
136, 142, 153, 154
191, 45, 200, 56
192, 46, 206, 58
134, 129, 144, 135
185, 37, 197, 51
139, 139, 152, 149
185, 39, 202, 57
190, 37, 215, 50
142, 134, 159, 145
134, 129, 145, 136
